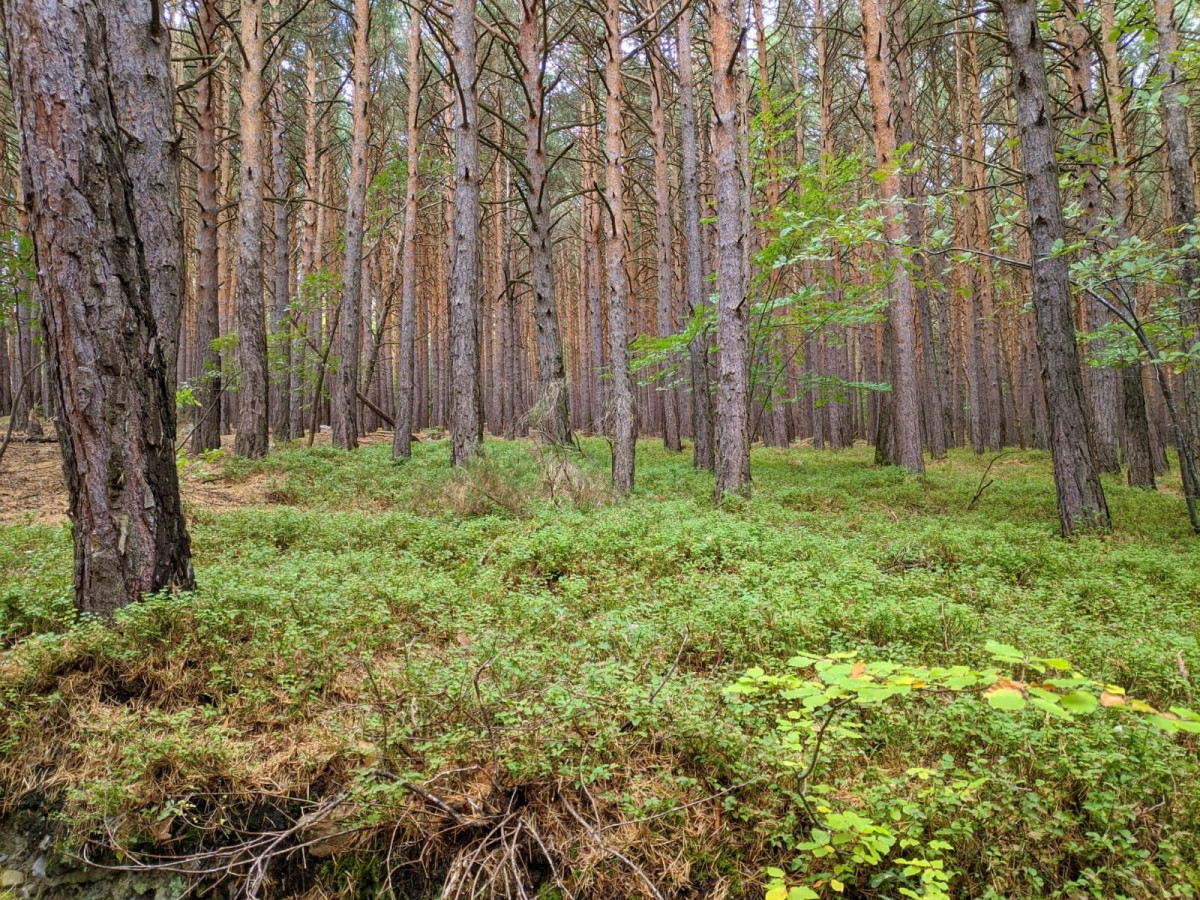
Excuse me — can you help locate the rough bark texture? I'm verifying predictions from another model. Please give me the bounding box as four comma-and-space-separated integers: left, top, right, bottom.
1153, 0, 1200, 464
4, 0, 194, 616
105, 2, 185, 405
604, 0, 637, 494
393, 5, 421, 459
861, 0, 924, 472
711, 0, 751, 499
334, 0, 371, 450
1122, 365, 1155, 489
191, 0, 223, 454
449, 0, 484, 465
10, 181, 33, 434
678, 7, 714, 471
1001, 0, 1110, 535
270, 84, 291, 440
234, 0, 269, 458
297, 24, 322, 441
517, 0, 571, 446
649, 46, 682, 452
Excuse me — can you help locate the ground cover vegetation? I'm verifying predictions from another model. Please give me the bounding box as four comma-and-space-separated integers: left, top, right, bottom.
2, 440, 1197, 898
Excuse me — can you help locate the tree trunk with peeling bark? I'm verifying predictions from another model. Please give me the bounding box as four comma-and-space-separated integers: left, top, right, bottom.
649, 44, 681, 452
270, 84, 291, 440
234, 0, 269, 458
861, 0, 924, 473
105, 1, 185, 407
191, 0, 222, 454
393, 5, 422, 459
449, 0, 484, 465
678, 7, 714, 471
604, 0, 637, 493
517, 0, 571, 446
3, 0, 194, 617
334, 0, 371, 450
710, 0, 751, 499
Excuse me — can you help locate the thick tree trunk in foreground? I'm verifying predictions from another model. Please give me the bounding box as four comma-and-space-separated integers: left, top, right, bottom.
393, 5, 422, 460
449, 0, 484, 465
1153, 0, 1200, 465
678, 7, 714, 471
710, 0, 751, 499
861, 0, 924, 473
333, 0, 371, 449
105, 2, 185, 405
234, 0, 269, 458
1001, 0, 1110, 535
4, 0, 194, 616
517, 0, 571, 446
191, 0, 223, 454
604, 0, 637, 493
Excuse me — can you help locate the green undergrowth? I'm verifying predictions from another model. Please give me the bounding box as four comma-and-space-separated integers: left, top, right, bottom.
0, 439, 1198, 898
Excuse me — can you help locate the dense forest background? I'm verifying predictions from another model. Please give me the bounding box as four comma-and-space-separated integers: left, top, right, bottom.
1, 0, 1198, 518
1, 0, 1200, 897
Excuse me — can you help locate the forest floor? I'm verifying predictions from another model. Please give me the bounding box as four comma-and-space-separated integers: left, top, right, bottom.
0, 435, 1198, 899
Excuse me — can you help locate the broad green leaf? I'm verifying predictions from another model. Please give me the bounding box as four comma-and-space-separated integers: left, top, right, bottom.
1059, 691, 1099, 714
986, 688, 1026, 711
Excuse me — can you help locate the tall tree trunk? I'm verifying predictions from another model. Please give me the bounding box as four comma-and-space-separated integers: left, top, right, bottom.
393, 4, 422, 459
711, 0, 751, 498
587, 123, 607, 433
1153, 0, 1200, 464
678, 7, 714, 470
893, 1, 948, 458
861, 0, 924, 472
234, 0, 269, 458
1060, 10, 1120, 473
1122, 365, 1155, 489
649, 43, 682, 452
1000, 0, 1110, 535
1099, 0, 1154, 487
517, 0, 571, 445
106, 2, 185, 407
4, 0, 194, 616
191, 0, 223, 454
296, 22, 321, 440
334, 0, 370, 449
955, 11, 993, 454
218, 34, 235, 437
449, 0, 484, 464
270, 83, 291, 440
604, 0, 637, 493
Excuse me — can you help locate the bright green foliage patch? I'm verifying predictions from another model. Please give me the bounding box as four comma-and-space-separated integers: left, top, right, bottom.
0, 440, 1198, 898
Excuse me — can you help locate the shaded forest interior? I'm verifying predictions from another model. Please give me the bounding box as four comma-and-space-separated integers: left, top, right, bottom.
1, 0, 1200, 896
